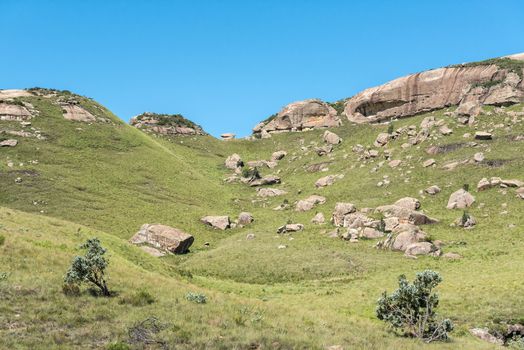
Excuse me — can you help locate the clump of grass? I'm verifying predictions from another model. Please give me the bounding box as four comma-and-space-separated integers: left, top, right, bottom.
471, 79, 503, 89
0, 234, 5, 246
185, 292, 207, 304
106, 342, 130, 350
119, 289, 155, 306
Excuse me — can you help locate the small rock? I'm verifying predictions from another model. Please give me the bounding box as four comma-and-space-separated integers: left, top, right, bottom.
388, 159, 402, 168
237, 212, 254, 226
422, 159, 436, 167
424, 185, 441, 195
323, 130, 342, 145
473, 152, 485, 162
311, 212, 325, 224
246, 233, 255, 240
474, 131, 492, 140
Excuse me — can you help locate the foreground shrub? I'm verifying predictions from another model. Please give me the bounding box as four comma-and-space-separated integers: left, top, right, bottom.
376, 270, 453, 343
64, 238, 111, 296
185, 291, 207, 304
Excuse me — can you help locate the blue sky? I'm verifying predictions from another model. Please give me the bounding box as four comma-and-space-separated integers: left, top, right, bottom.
1, 0, 523, 137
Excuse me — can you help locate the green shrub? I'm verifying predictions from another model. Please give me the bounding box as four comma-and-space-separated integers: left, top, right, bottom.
64, 238, 111, 296
387, 123, 394, 135
0, 235, 5, 246
119, 289, 155, 306
461, 211, 470, 226
376, 270, 453, 343
463, 183, 470, 192
185, 292, 207, 304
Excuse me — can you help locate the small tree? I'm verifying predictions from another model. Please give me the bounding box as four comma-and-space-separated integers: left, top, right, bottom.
387, 123, 395, 135
64, 238, 111, 296
376, 270, 453, 343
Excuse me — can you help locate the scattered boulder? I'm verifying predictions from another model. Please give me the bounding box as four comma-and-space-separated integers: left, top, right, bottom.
315, 174, 343, 188
271, 150, 287, 161
424, 185, 441, 195
220, 133, 235, 140
130, 224, 194, 254
311, 212, 325, 224
422, 158, 436, 167
323, 130, 342, 145
237, 212, 254, 226
439, 125, 453, 136
277, 223, 304, 233
296, 195, 326, 212
225, 154, 243, 170
315, 144, 333, 156
404, 242, 440, 257
0, 139, 18, 147
375, 205, 438, 225
517, 187, 524, 199
394, 197, 421, 211
331, 202, 357, 226
446, 189, 475, 209
200, 216, 231, 230
474, 131, 492, 140
388, 159, 402, 168
248, 175, 281, 187
469, 328, 504, 346
361, 227, 384, 239
374, 133, 390, 147
473, 152, 485, 162
455, 213, 476, 228
257, 188, 287, 197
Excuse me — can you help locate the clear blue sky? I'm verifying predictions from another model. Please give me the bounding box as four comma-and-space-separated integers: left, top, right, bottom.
1, 0, 523, 137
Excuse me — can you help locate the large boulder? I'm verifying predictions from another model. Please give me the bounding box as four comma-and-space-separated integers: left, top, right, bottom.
404, 242, 440, 257
0, 102, 33, 121
277, 223, 304, 233
295, 195, 326, 212
253, 99, 341, 135
446, 189, 475, 209
130, 224, 194, 254
270, 150, 287, 161
200, 216, 231, 230
394, 197, 421, 211
344, 55, 524, 124
375, 205, 438, 225
237, 212, 254, 226
0, 139, 18, 147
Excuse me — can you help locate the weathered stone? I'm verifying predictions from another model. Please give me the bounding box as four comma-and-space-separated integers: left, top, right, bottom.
404, 242, 439, 257
311, 212, 325, 224
422, 158, 436, 167
0, 139, 18, 147
324, 130, 342, 145
61, 104, 97, 122
442, 252, 462, 260
200, 216, 231, 230
375, 205, 438, 225
361, 227, 384, 239
248, 175, 281, 187
439, 125, 453, 136
388, 159, 402, 168
271, 150, 287, 161
296, 195, 326, 211
277, 223, 304, 233
469, 328, 504, 345
0, 102, 32, 121
225, 153, 243, 169
424, 185, 441, 195
130, 224, 194, 254
517, 187, 524, 199
315, 144, 333, 156
473, 152, 485, 162
315, 174, 343, 188
474, 131, 492, 140
394, 197, 421, 211
130, 112, 207, 136
374, 133, 390, 147
331, 202, 357, 226
237, 212, 254, 226
256, 188, 287, 197
392, 230, 427, 251
220, 133, 235, 140
446, 189, 475, 209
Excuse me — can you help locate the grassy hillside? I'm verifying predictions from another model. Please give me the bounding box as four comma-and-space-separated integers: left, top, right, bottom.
1, 90, 523, 349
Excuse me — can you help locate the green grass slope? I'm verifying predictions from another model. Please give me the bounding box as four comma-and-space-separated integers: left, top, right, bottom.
1, 90, 523, 349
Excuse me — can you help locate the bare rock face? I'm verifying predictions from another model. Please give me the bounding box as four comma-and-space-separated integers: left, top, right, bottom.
0, 102, 33, 121
253, 99, 341, 135
201, 216, 231, 230
130, 224, 194, 254
61, 104, 96, 122
344, 55, 524, 123
130, 112, 206, 136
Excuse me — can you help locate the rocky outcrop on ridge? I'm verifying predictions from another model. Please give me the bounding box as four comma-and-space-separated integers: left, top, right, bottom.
344, 55, 524, 123
253, 99, 342, 136
130, 112, 207, 136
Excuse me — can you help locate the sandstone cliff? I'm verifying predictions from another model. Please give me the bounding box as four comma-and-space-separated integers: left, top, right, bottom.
344, 54, 524, 123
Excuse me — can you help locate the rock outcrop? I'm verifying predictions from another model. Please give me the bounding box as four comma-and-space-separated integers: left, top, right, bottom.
253, 99, 341, 135
130, 224, 194, 254
131, 112, 206, 136
344, 55, 524, 123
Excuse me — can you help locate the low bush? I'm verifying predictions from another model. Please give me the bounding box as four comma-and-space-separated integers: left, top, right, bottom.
119, 289, 155, 306
376, 270, 453, 343
185, 292, 207, 304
